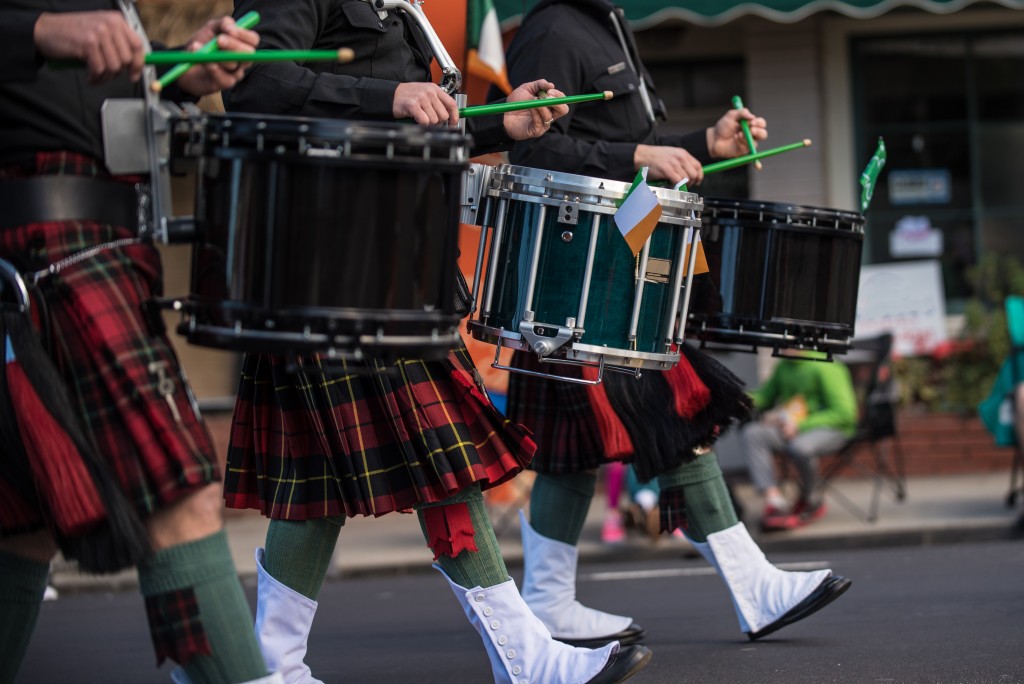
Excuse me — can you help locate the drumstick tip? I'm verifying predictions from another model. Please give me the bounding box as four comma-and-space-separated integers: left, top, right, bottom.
149, 81, 163, 94
603, 90, 613, 100
337, 48, 355, 63
803, 138, 812, 146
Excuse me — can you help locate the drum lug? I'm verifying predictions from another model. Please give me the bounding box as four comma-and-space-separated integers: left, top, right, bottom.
519, 319, 573, 357
556, 202, 579, 225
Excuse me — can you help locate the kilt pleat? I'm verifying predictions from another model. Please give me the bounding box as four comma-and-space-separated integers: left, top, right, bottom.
504, 351, 609, 473
223, 345, 535, 520
0, 153, 219, 537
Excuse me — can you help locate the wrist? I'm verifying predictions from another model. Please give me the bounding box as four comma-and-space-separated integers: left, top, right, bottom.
705, 127, 717, 158
633, 144, 649, 170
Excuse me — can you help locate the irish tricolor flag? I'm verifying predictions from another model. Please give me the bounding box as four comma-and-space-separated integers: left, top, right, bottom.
614, 167, 663, 256
684, 231, 710, 275
467, 0, 513, 95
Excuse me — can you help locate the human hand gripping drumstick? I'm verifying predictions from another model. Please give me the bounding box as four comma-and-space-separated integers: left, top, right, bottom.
732, 95, 762, 170
151, 11, 261, 93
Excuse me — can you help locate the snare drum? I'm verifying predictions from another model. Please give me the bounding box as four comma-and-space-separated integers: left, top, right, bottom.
182, 113, 470, 361
686, 198, 864, 355
468, 165, 703, 377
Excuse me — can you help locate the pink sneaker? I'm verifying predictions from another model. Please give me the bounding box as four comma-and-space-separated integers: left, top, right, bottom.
602, 512, 626, 543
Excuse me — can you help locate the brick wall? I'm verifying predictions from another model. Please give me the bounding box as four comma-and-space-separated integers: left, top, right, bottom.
841, 412, 1015, 477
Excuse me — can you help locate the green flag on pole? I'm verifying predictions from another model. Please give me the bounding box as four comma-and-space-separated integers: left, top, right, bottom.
860, 137, 887, 212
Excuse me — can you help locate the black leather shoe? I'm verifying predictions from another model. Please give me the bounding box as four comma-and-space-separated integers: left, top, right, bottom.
585, 644, 653, 684
746, 575, 852, 641
556, 622, 646, 648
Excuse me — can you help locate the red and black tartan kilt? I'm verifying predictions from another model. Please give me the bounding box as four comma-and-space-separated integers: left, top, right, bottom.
223, 344, 536, 520
0, 153, 219, 537
504, 350, 612, 473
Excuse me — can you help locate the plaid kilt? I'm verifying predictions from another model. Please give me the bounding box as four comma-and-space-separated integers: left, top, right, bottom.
223, 344, 536, 520
505, 351, 611, 473
0, 152, 219, 536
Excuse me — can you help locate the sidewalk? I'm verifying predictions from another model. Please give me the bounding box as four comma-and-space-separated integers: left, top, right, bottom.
49, 470, 1023, 593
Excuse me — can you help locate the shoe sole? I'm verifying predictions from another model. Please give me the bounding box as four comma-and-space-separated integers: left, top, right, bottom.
556, 623, 647, 648
746, 575, 853, 641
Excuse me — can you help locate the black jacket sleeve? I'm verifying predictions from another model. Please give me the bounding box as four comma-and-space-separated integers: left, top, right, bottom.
224, 0, 401, 118
1, 8, 45, 83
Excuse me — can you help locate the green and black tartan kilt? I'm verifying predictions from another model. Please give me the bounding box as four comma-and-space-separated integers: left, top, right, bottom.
223, 345, 536, 520
505, 351, 610, 473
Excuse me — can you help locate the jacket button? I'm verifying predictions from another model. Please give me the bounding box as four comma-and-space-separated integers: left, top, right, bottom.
378, 20, 384, 28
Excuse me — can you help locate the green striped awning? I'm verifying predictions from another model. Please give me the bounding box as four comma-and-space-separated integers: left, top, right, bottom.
496, 0, 1024, 28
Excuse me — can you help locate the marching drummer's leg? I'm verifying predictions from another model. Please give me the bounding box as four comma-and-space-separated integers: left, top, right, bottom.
520, 472, 645, 648
658, 453, 851, 641
419, 485, 652, 684
253, 516, 344, 684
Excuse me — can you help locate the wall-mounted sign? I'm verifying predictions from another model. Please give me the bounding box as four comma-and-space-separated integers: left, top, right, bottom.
889, 214, 944, 258
888, 168, 951, 205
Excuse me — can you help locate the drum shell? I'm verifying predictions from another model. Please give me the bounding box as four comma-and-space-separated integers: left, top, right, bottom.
470, 165, 702, 370
185, 114, 468, 360
687, 198, 864, 354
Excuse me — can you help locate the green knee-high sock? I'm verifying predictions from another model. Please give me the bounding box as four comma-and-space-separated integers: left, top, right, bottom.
265, 516, 344, 600
528, 471, 597, 545
417, 485, 508, 589
137, 530, 267, 684
0, 549, 49, 684
658, 453, 738, 543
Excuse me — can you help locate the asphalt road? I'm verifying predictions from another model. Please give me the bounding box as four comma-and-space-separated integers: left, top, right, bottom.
17, 540, 1024, 684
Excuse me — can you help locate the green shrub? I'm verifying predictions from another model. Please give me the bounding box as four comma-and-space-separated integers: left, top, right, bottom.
894, 253, 1024, 415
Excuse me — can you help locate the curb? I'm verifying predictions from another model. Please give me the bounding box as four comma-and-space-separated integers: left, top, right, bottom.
49, 519, 1022, 593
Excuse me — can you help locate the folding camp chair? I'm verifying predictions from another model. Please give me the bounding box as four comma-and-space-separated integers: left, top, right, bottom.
814, 333, 907, 523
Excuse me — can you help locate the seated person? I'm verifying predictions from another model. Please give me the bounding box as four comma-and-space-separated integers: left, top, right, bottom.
741, 355, 857, 530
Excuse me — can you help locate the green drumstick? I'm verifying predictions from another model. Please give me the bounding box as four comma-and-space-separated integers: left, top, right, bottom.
152, 11, 261, 93
731, 95, 762, 170
459, 91, 613, 118
703, 139, 811, 175
52, 48, 353, 70
142, 49, 353, 66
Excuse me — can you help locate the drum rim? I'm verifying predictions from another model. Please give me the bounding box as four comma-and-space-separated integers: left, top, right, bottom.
467, 321, 680, 368
486, 164, 703, 223
201, 111, 471, 148
702, 196, 865, 229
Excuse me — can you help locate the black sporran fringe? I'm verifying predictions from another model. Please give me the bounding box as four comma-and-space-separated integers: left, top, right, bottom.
604, 345, 753, 483
680, 344, 753, 440
603, 370, 700, 483
0, 308, 150, 573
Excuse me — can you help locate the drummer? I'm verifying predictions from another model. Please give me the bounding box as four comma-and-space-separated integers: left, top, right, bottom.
495, 0, 853, 647
220, 1, 651, 682
0, 6, 282, 684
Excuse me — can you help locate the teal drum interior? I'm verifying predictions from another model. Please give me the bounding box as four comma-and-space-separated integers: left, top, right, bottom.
468, 165, 703, 373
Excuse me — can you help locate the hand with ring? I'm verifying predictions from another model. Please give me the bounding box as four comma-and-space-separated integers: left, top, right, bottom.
502, 79, 570, 140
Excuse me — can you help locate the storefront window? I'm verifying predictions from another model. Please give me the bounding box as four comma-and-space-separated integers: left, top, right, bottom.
854, 30, 1024, 306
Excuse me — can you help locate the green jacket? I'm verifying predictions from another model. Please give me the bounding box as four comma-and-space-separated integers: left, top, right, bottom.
751, 359, 858, 437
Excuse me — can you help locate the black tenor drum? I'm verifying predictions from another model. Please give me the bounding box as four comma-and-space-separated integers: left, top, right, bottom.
686, 198, 864, 356
181, 113, 470, 361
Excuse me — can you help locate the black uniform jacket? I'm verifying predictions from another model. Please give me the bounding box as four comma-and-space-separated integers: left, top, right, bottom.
498, 0, 710, 182
223, 0, 509, 151
0, 0, 185, 163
